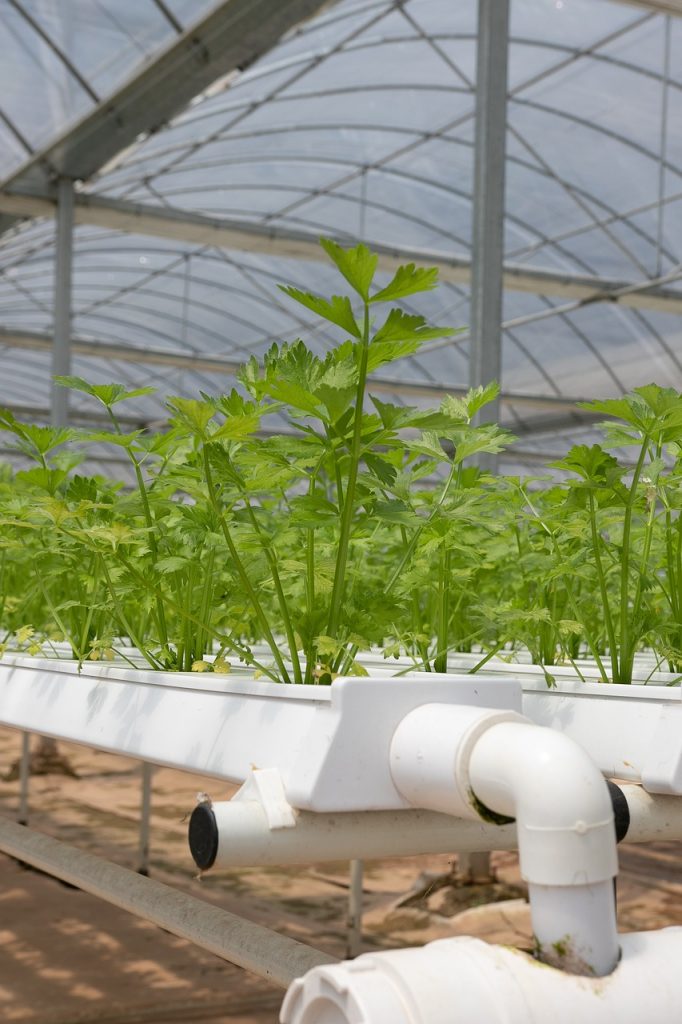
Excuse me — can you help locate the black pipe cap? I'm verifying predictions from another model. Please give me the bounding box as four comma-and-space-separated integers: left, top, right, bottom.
606, 780, 630, 844
188, 803, 219, 870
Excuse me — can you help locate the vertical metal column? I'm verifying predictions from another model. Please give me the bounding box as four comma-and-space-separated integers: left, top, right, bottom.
469, 0, 510, 448
136, 762, 153, 875
51, 178, 74, 427
18, 732, 30, 826
346, 859, 363, 958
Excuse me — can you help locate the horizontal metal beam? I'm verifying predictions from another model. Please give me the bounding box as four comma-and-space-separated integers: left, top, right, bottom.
0, 400, 149, 429
0, 326, 593, 416
2, 190, 682, 314
619, 0, 682, 14
0, 818, 336, 988
0, 0, 337, 195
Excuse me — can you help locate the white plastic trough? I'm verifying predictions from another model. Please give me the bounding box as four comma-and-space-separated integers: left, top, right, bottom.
0, 654, 521, 811
3, 652, 682, 1013
358, 652, 682, 795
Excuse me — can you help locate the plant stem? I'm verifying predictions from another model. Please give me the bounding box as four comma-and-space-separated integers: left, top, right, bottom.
106, 407, 168, 648
588, 492, 619, 681
202, 446, 291, 682
618, 442, 649, 683
434, 548, 451, 673
327, 303, 370, 637
96, 556, 162, 670
385, 461, 458, 595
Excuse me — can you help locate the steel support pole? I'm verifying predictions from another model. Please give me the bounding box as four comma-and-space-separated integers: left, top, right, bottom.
51, 177, 74, 428
17, 732, 30, 826
0, 818, 337, 987
346, 859, 363, 958
136, 762, 153, 875
469, 0, 510, 456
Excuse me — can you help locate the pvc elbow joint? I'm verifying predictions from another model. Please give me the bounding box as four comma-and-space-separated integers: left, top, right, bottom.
389, 703, 617, 887
390, 704, 620, 976
469, 721, 617, 887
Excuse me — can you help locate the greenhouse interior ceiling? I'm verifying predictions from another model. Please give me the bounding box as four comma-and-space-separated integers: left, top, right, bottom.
0, 0, 681, 474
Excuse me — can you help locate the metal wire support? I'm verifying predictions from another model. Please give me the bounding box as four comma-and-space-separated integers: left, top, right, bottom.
136, 762, 153, 875
0, 818, 337, 987
17, 731, 30, 826
346, 858, 364, 959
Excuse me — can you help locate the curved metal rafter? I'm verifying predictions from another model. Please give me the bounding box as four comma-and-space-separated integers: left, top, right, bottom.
0, 0, 344, 201
6, 0, 100, 103
0, 324, 601, 420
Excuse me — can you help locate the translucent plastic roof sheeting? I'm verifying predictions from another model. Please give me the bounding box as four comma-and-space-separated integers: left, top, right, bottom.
0, 0, 218, 179
1, 0, 682, 468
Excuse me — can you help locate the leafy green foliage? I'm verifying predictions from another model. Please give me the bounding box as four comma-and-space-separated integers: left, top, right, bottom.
55, 377, 156, 407
3, 246, 680, 686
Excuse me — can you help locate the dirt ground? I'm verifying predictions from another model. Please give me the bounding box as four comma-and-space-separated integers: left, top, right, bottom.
0, 730, 680, 1024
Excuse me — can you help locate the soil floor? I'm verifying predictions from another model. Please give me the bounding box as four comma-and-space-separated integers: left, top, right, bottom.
0, 730, 680, 1023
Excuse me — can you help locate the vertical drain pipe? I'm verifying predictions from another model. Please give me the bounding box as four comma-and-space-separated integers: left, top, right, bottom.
468, 722, 618, 976
390, 705, 619, 976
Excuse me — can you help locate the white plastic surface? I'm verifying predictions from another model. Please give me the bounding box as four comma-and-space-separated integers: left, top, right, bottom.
205, 800, 518, 867
200, 783, 682, 869
281, 930, 682, 1024
390, 708, 618, 976
520, 679, 682, 793
389, 704, 526, 818
468, 722, 617, 886
12, 651, 682, 792
0, 656, 521, 812
468, 720, 619, 975
528, 881, 618, 976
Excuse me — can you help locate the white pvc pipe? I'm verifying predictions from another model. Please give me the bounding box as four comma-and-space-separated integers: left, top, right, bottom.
190, 801, 517, 869
390, 705, 618, 976
468, 721, 619, 976
620, 784, 682, 842
282, 931, 682, 1024
190, 784, 682, 871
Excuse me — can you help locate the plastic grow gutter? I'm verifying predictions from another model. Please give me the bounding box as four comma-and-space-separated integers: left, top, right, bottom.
2, 654, 682, 1020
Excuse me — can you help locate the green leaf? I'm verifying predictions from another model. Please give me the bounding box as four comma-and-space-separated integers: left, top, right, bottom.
366, 338, 421, 373
370, 396, 419, 430
266, 380, 325, 419
364, 452, 397, 486
0, 410, 78, 458
55, 376, 155, 407
15, 467, 67, 494
549, 444, 622, 485
278, 287, 361, 338
288, 493, 339, 527
167, 397, 216, 436
372, 308, 455, 347
209, 391, 262, 440
404, 432, 446, 460
370, 263, 439, 304
371, 499, 419, 525
156, 556, 191, 574
80, 429, 144, 448
450, 425, 514, 464
319, 238, 378, 300
440, 382, 501, 424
